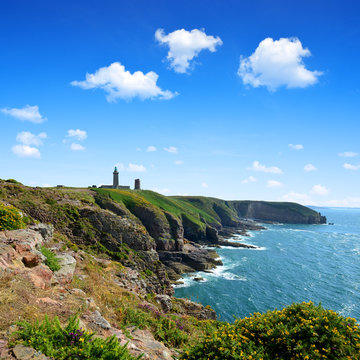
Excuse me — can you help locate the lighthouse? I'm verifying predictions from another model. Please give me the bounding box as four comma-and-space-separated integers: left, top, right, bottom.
113, 166, 119, 188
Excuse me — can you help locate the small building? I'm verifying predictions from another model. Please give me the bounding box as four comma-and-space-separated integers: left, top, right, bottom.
99, 167, 130, 190
134, 178, 141, 190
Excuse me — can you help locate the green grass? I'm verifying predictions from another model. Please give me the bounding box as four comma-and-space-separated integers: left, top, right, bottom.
39, 246, 61, 272
95, 189, 219, 232
11, 316, 142, 360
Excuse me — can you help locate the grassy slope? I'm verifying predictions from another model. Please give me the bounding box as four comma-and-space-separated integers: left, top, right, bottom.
95, 189, 219, 231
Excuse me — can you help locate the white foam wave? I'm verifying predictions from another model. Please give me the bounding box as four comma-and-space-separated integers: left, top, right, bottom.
172, 277, 194, 289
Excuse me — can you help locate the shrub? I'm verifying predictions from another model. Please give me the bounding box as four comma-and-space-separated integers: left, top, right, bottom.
182, 302, 360, 360
0, 203, 25, 231
39, 246, 61, 272
11, 315, 142, 359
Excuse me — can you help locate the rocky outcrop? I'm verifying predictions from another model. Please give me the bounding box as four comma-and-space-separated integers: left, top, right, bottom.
53, 253, 76, 285
159, 242, 222, 280
164, 212, 184, 251
230, 201, 326, 224
80, 208, 156, 251
0, 226, 56, 289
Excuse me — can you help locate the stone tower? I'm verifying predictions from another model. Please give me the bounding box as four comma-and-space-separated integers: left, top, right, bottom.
113, 166, 119, 188
134, 178, 141, 190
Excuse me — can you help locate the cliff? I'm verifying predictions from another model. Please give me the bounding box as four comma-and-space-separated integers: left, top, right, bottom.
0, 179, 329, 359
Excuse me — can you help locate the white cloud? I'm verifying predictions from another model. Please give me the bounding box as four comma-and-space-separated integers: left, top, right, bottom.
241, 176, 258, 184
146, 145, 157, 152
164, 146, 178, 154
267, 180, 283, 188
16, 131, 47, 146
12, 144, 40, 158
1, 105, 47, 123
248, 161, 283, 174
127, 163, 146, 172
67, 129, 87, 141
238, 37, 322, 91
343, 163, 360, 170
201, 182, 209, 188
304, 164, 317, 172
70, 143, 85, 151
152, 187, 171, 195
174, 160, 184, 165
282, 192, 312, 204
71, 62, 176, 102
324, 197, 360, 207
289, 143, 304, 150
311, 184, 329, 196
339, 151, 358, 158
155, 28, 223, 73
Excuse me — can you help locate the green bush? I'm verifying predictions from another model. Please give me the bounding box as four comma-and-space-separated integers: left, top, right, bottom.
11, 315, 142, 359
0, 203, 25, 231
182, 302, 360, 360
39, 246, 61, 272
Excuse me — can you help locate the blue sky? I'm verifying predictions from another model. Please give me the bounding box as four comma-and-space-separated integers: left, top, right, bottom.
1, 0, 360, 206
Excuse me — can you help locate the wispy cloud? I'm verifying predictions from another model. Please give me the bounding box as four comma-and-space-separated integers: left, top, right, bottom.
70, 143, 85, 151
146, 145, 157, 152
1, 105, 47, 123
174, 160, 184, 165
128, 163, 146, 172
71, 62, 177, 102
248, 161, 283, 174
343, 163, 360, 170
267, 180, 283, 188
201, 182, 209, 188
164, 146, 178, 154
155, 28, 222, 73
238, 37, 322, 91
282, 192, 312, 204
151, 187, 171, 195
311, 184, 329, 196
67, 129, 87, 141
241, 176, 257, 184
304, 164, 317, 172
339, 152, 358, 158
116, 163, 147, 172
12, 144, 40, 158
12, 131, 46, 158
16, 131, 47, 146
289, 144, 304, 150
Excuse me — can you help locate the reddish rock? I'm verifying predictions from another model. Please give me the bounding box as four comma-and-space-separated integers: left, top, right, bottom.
22, 253, 41, 268
15, 243, 32, 254
26, 264, 53, 289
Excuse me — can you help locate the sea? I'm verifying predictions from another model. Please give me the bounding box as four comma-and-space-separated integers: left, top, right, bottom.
174, 207, 360, 323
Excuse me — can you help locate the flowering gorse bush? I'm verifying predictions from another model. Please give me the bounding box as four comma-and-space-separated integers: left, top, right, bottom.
182, 302, 360, 359
11, 315, 142, 359
0, 203, 25, 231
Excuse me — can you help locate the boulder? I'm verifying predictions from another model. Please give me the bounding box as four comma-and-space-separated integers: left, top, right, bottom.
85, 310, 111, 330
22, 253, 41, 268
129, 329, 174, 360
25, 264, 53, 289
29, 224, 54, 243
155, 294, 172, 313
53, 253, 76, 285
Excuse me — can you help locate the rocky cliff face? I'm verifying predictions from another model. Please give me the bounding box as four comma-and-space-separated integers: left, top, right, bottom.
0, 181, 326, 298
230, 201, 326, 224
0, 224, 217, 360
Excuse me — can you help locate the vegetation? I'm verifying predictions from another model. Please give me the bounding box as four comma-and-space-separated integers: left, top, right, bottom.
39, 245, 61, 272
182, 302, 360, 360
11, 316, 142, 359
0, 202, 26, 231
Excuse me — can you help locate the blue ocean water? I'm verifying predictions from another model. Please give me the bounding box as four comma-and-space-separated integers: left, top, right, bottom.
174, 207, 360, 322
